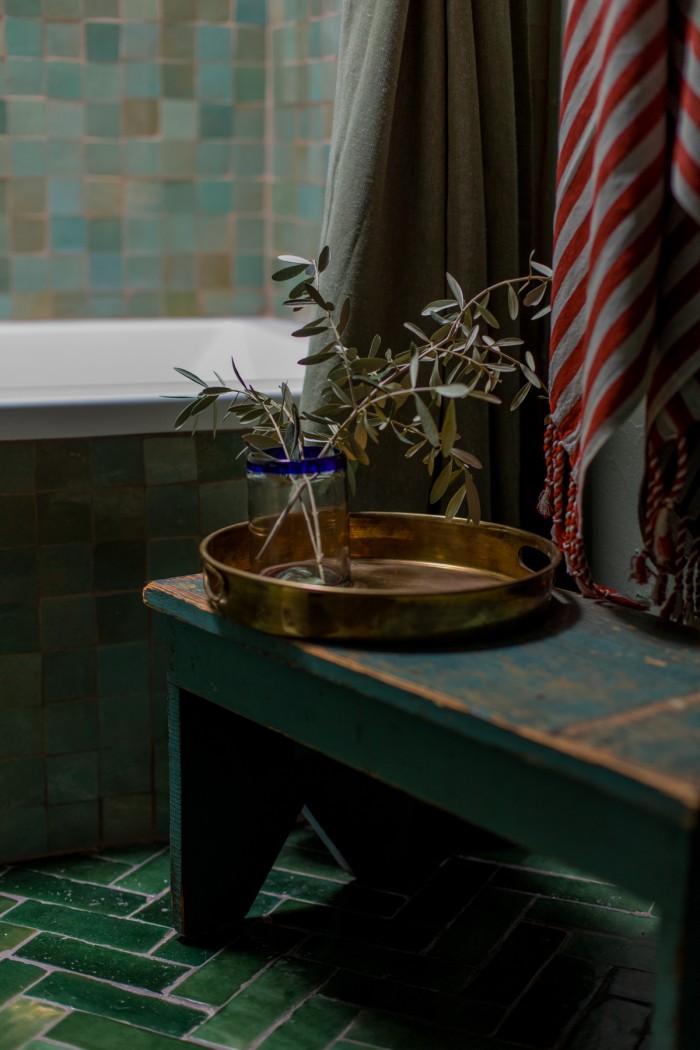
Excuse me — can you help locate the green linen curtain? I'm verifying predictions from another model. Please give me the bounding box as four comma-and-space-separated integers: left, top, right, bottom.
302, 0, 557, 527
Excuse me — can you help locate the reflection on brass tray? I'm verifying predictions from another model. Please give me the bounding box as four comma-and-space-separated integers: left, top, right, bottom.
200, 512, 561, 641
199, 512, 562, 642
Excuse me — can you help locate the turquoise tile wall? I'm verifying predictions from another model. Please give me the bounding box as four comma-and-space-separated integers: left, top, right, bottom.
0, 0, 341, 321
0, 1, 342, 860
0, 430, 249, 863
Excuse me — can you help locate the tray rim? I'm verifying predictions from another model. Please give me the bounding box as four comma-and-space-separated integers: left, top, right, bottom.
200, 511, 561, 599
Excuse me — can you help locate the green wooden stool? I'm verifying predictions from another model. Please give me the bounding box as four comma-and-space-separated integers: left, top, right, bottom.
144, 575, 700, 1050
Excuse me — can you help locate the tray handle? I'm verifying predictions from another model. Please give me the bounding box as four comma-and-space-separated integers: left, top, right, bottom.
202, 563, 229, 610
518, 544, 554, 574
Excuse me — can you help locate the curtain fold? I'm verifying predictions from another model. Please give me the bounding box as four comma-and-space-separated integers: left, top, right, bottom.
302, 0, 545, 526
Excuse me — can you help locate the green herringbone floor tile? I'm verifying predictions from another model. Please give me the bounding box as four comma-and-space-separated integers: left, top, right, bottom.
0, 831, 657, 1050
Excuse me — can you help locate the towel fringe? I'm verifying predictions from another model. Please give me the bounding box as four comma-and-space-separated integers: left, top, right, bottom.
632, 433, 699, 624
539, 421, 647, 610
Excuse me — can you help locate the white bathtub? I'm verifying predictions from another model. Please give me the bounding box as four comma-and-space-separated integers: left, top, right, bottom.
0, 317, 306, 440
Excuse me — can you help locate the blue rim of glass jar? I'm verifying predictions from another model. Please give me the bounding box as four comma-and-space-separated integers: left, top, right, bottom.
246, 446, 346, 476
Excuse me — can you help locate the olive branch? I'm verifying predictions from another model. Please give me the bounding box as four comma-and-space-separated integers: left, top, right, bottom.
174, 245, 552, 527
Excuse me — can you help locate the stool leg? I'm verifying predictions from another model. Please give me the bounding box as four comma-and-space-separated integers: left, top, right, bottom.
168, 683, 303, 942
652, 829, 700, 1050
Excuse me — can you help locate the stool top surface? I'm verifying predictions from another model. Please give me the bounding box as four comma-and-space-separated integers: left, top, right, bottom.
145, 575, 700, 806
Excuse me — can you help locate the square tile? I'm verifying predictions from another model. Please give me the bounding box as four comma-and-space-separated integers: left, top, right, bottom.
124, 218, 161, 253
36, 490, 91, 545
160, 99, 197, 140
7, 0, 41, 12
47, 752, 99, 805
47, 100, 84, 137
0, 708, 42, 759
237, 0, 267, 23
197, 179, 232, 214
93, 540, 146, 592
85, 22, 120, 62
123, 0, 159, 16
0, 654, 42, 707
41, 0, 80, 16
43, 648, 96, 704
124, 62, 160, 100
146, 484, 199, 538
195, 252, 228, 288
7, 100, 46, 137
0, 495, 37, 547
97, 642, 149, 695
12, 256, 50, 293
159, 141, 197, 176
90, 437, 144, 487
198, 24, 232, 62
195, 431, 246, 481
198, 63, 234, 101
9, 139, 45, 176
100, 745, 151, 796
162, 63, 195, 100
88, 254, 122, 291
84, 62, 121, 101
0, 809, 47, 862
199, 0, 231, 18
11, 216, 45, 253
0, 757, 45, 811
40, 595, 96, 650
199, 103, 234, 138
163, 213, 197, 251
235, 65, 265, 102
122, 100, 159, 137
48, 801, 100, 854
36, 441, 90, 491
83, 178, 121, 215
199, 479, 247, 533
163, 181, 196, 212
51, 217, 87, 253
48, 177, 82, 216
87, 218, 122, 252
51, 256, 87, 292
161, 24, 195, 61
99, 691, 150, 747
101, 794, 153, 843
0, 440, 35, 493
235, 25, 265, 62
162, 0, 198, 18
126, 255, 161, 289
122, 22, 159, 60
143, 436, 198, 485
163, 253, 196, 289
0, 600, 40, 655
196, 141, 231, 175
85, 143, 121, 177
46, 61, 82, 100
146, 538, 201, 581
6, 18, 43, 58
46, 700, 99, 757
85, 0, 119, 11
95, 592, 148, 644
92, 487, 145, 541
38, 544, 92, 598
0, 547, 37, 603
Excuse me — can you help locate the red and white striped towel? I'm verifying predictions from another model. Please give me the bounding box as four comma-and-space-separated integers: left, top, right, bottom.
543, 0, 700, 624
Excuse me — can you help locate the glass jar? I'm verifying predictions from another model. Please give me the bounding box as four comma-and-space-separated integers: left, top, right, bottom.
246, 446, 350, 586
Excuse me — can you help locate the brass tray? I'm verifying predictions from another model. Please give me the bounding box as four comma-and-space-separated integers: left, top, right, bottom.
200, 512, 561, 641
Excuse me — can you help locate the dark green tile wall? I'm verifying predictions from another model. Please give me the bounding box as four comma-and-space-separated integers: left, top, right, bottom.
0, 430, 247, 863
0, 0, 341, 321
